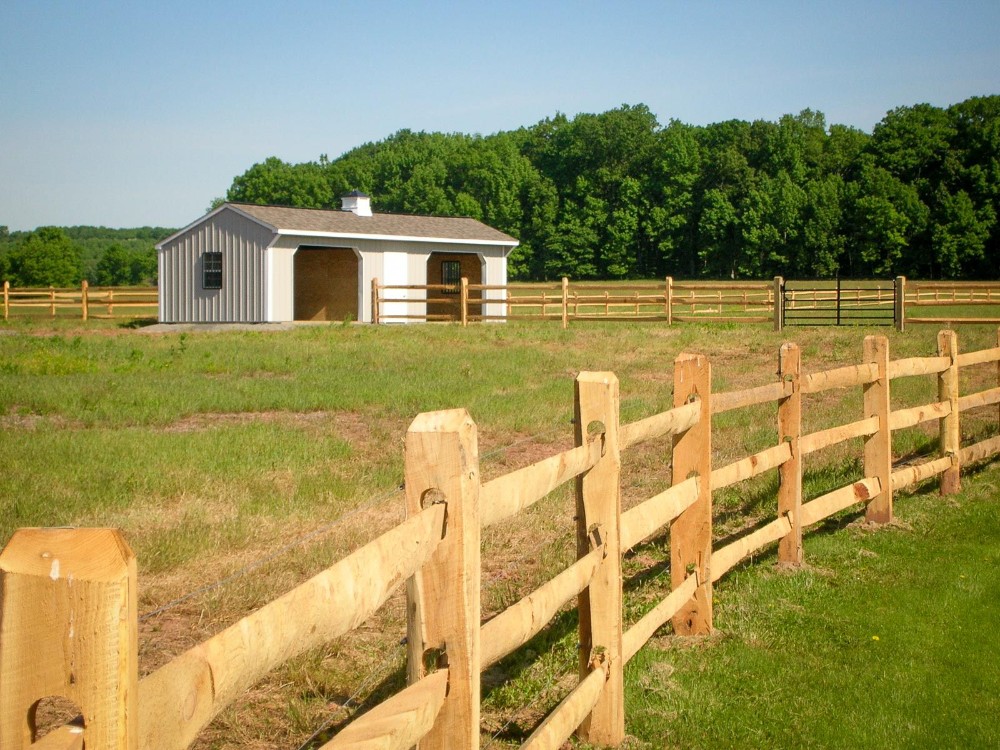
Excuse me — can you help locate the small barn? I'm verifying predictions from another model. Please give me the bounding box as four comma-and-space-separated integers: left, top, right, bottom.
155, 193, 519, 323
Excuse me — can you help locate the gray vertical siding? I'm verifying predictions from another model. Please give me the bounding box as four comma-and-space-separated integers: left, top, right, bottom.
158, 208, 274, 323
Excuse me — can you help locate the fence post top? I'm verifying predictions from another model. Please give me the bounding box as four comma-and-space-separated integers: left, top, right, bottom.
1, 527, 134, 581
675, 351, 709, 366
576, 371, 619, 387
407, 408, 476, 435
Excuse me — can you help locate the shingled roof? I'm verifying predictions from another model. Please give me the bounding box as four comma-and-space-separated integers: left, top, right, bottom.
229, 203, 518, 245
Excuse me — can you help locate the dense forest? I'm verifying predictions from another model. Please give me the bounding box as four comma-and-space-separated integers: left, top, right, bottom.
3, 96, 997, 286
0, 226, 167, 287
226, 96, 1000, 281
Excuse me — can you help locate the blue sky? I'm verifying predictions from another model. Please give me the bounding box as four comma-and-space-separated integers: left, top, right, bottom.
1, 1, 997, 232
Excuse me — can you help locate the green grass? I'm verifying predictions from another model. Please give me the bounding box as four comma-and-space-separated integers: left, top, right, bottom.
625, 468, 1000, 748
2, 317, 1000, 748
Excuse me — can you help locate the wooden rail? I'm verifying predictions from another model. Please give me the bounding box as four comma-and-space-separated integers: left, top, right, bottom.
3, 328, 1000, 749
372, 277, 776, 328
1, 281, 157, 320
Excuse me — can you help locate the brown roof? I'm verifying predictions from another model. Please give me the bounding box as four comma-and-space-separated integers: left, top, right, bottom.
230, 203, 518, 244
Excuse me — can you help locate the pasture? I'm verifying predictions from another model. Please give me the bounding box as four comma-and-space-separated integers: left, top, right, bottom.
1, 317, 998, 748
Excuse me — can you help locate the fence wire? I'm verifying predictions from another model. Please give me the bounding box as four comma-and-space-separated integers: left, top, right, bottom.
140, 423, 570, 622
294, 642, 407, 750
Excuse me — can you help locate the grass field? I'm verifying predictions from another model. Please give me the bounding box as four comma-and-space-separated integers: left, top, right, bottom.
1, 316, 999, 748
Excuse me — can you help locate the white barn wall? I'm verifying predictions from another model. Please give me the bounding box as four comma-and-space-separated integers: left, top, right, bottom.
158, 208, 272, 323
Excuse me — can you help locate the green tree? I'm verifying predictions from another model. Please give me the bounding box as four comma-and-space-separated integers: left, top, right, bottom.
7, 227, 83, 286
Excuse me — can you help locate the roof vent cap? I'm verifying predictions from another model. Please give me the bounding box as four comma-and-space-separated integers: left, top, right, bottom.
341, 190, 372, 217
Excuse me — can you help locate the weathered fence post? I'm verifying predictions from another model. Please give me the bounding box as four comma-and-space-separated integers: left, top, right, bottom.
671, 352, 713, 634
778, 343, 803, 565
404, 409, 481, 750
0, 528, 138, 749
665, 276, 673, 325
938, 329, 961, 495
460, 277, 469, 327
773, 276, 784, 332
894, 275, 906, 332
49, 286, 56, 318
371, 277, 380, 324
574, 372, 624, 745
3, 280, 8, 320
561, 277, 570, 330
81, 280, 89, 321
863, 335, 893, 523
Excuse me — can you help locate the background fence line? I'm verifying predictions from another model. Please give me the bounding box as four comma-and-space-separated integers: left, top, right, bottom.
2, 329, 1000, 749
4, 278, 1000, 327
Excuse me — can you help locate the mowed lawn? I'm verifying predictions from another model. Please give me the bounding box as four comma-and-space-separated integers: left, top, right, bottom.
1, 317, 999, 748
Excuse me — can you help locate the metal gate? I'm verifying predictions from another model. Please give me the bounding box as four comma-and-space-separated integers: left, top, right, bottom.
782, 279, 896, 326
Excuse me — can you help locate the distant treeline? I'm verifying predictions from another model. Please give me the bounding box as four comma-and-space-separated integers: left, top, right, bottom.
225, 96, 999, 281
0, 226, 170, 287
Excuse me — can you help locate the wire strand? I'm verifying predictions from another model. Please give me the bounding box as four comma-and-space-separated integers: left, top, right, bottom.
294, 643, 406, 750
140, 423, 569, 621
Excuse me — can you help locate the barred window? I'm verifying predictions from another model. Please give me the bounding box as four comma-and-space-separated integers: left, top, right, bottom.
203, 252, 222, 290
441, 260, 461, 294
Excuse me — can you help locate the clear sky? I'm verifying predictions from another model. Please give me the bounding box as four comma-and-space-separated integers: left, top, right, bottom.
1, 0, 997, 232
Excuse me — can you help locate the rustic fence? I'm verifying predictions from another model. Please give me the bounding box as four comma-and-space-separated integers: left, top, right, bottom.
3, 328, 999, 749
372, 277, 777, 327
2, 281, 157, 321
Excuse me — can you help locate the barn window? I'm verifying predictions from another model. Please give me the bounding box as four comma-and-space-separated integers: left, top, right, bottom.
203, 252, 223, 290
441, 260, 461, 294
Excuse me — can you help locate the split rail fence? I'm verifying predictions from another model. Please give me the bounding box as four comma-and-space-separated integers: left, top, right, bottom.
373, 277, 1000, 329
372, 277, 777, 327
1, 281, 157, 321
3, 328, 1000, 749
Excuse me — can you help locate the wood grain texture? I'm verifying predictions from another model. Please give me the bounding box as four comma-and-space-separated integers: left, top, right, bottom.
321, 670, 448, 750
863, 336, 893, 523
403, 409, 481, 750
778, 343, 803, 565
670, 353, 713, 635
573, 372, 624, 745
1, 528, 137, 750
938, 330, 961, 495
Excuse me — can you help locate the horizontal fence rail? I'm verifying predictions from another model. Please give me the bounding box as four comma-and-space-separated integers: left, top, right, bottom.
2, 281, 157, 321
3, 328, 1000, 749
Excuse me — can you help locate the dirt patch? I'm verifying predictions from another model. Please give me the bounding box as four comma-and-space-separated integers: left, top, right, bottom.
161, 410, 373, 443
0, 410, 85, 431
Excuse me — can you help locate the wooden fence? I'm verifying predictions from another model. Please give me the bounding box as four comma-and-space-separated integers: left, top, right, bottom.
372, 277, 777, 327
2, 281, 158, 321
901, 278, 1000, 327
3, 328, 999, 749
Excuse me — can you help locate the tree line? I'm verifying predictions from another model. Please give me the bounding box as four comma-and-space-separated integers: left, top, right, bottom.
225, 96, 999, 281
0, 226, 168, 287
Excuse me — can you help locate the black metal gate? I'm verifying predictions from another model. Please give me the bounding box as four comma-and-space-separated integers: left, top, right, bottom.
782, 279, 896, 326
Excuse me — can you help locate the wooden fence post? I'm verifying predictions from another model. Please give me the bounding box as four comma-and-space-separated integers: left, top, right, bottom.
107, 287, 114, 317
81, 280, 89, 321
665, 276, 673, 325
460, 277, 469, 327
671, 352, 713, 634
371, 277, 380, 324
574, 372, 624, 745
561, 277, 569, 330
938, 329, 961, 495
778, 343, 803, 565
894, 275, 906, 332
404, 409, 480, 750
863, 335, 892, 523
49, 286, 56, 318
773, 276, 784, 331
3, 280, 8, 320
0, 528, 138, 749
